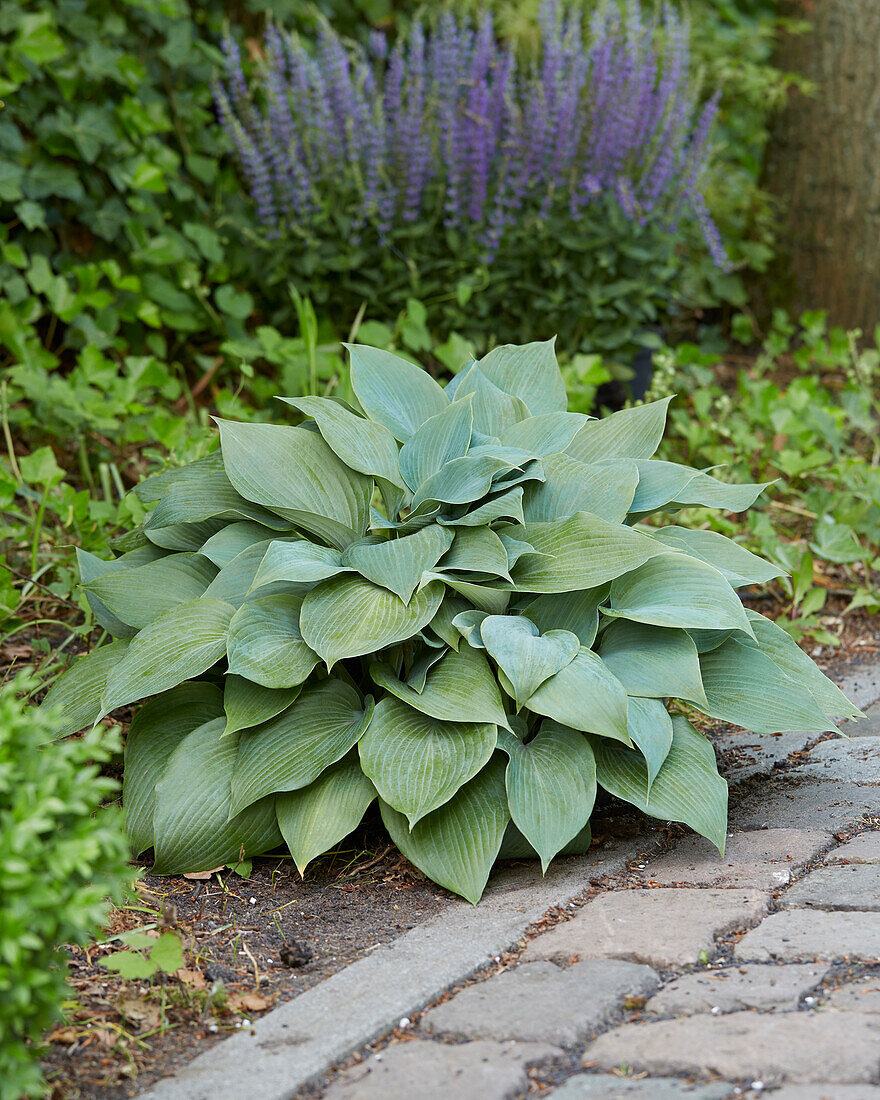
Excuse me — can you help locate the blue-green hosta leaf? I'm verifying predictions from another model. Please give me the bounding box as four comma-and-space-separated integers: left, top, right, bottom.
124, 683, 224, 856
380, 755, 510, 904
567, 397, 673, 464
101, 598, 234, 717
226, 594, 319, 689
371, 502, 442, 534
628, 460, 701, 514
439, 486, 525, 527
203, 542, 273, 607
699, 638, 838, 734
489, 457, 546, 494
522, 455, 638, 524
512, 512, 665, 593
141, 451, 287, 531
499, 412, 589, 456
521, 586, 609, 648
83, 552, 218, 631
605, 554, 755, 639
647, 526, 785, 587
370, 644, 510, 729
437, 526, 512, 580
152, 718, 281, 874
359, 696, 497, 827
498, 532, 543, 570
341, 525, 454, 601
398, 399, 474, 492
146, 517, 227, 551
229, 679, 374, 815
278, 395, 405, 491
421, 573, 511, 614
407, 647, 447, 691
597, 618, 709, 705
346, 343, 449, 442
276, 754, 377, 875
76, 548, 139, 638
200, 522, 290, 568
497, 722, 596, 871
452, 609, 489, 648
625, 696, 674, 793
476, 339, 566, 415
450, 363, 531, 436
217, 420, 372, 549
251, 539, 347, 590
524, 648, 631, 744
629, 460, 772, 517
427, 594, 469, 649
745, 610, 861, 719
688, 629, 737, 654
301, 576, 444, 667
410, 452, 515, 512
40, 640, 130, 739
674, 469, 771, 512
499, 820, 592, 860
466, 443, 537, 469
480, 616, 579, 708
593, 716, 727, 853
223, 675, 301, 736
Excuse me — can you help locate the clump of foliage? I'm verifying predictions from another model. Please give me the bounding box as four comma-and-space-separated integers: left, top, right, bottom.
217, 2, 726, 357
43, 342, 859, 903
0, 673, 131, 1099
651, 310, 880, 642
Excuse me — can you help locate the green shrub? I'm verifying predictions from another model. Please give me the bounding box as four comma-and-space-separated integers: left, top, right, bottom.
42, 342, 860, 904
0, 673, 131, 1100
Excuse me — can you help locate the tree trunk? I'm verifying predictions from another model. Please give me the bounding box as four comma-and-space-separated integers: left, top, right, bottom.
762, 0, 880, 331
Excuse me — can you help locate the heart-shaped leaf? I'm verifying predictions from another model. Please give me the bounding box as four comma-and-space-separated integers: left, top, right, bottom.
398, 399, 474, 491
605, 554, 755, 638
301, 576, 444, 667
276, 754, 377, 875
380, 755, 510, 904
153, 718, 282, 874
524, 648, 631, 744
223, 675, 301, 736
124, 683, 224, 856
476, 339, 566, 415
370, 644, 510, 729
497, 722, 596, 870
342, 525, 454, 601
84, 552, 217, 630
226, 594, 319, 689
593, 716, 728, 854
229, 679, 374, 815
597, 618, 708, 706
101, 599, 234, 717
480, 615, 579, 708
567, 397, 673, 463
346, 343, 449, 442
359, 697, 497, 826
218, 420, 372, 548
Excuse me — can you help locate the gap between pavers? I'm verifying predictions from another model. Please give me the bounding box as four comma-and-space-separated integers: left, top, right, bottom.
140, 654, 880, 1100
139, 838, 649, 1100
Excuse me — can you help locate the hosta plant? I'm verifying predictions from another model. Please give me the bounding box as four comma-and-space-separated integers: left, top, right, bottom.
43, 342, 861, 903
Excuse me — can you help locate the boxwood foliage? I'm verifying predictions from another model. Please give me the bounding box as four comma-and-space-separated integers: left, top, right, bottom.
43, 341, 861, 903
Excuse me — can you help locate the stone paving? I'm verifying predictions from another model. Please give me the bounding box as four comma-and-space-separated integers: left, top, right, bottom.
316, 658, 880, 1100
139, 656, 880, 1100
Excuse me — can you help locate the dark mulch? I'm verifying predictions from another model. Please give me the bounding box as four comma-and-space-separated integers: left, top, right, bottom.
41, 826, 449, 1099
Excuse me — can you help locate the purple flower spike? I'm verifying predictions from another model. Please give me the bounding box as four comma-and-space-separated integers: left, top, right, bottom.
217, 4, 725, 265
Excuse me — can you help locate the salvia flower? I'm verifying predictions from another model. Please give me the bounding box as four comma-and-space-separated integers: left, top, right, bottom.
216, 2, 728, 267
